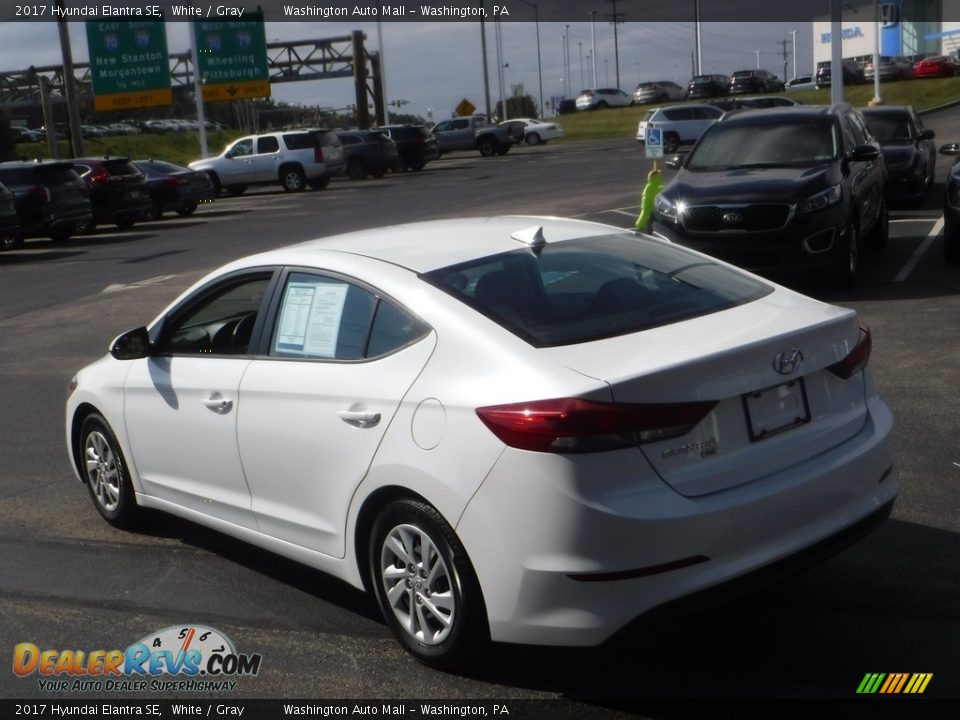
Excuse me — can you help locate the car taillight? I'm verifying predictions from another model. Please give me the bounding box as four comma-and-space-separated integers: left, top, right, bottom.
827, 325, 872, 379
314, 146, 324, 163
164, 176, 187, 186
475, 397, 717, 454
89, 166, 111, 184
31, 185, 51, 203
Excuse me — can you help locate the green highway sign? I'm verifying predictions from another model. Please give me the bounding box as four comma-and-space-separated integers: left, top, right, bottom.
193, 13, 271, 103
85, 21, 172, 112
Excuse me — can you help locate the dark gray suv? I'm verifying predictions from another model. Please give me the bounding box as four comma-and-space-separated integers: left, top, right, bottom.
653, 104, 888, 286
0, 160, 92, 243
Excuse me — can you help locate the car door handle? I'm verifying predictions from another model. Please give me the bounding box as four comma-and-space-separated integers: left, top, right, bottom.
203, 395, 233, 414
338, 410, 381, 428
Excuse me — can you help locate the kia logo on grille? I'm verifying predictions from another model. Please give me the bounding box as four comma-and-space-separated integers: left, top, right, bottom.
773, 349, 804, 375
722, 211, 744, 225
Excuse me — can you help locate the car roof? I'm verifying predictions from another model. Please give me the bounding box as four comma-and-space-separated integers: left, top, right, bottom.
718, 105, 845, 124
233, 216, 621, 275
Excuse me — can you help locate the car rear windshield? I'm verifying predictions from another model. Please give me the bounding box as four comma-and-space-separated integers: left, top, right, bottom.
421, 234, 771, 347
0, 166, 77, 185
732, 71, 755, 78
691, 76, 713, 84
102, 160, 141, 176
863, 114, 914, 143
137, 160, 187, 176
686, 119, 838, 170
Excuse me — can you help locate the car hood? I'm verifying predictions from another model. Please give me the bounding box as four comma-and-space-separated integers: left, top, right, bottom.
663, 165, 838, 205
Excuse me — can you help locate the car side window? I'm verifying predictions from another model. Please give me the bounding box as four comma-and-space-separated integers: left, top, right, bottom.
257, 136, 280, 154
453, 119, 470, 130
158, 273, 273, 356
269, 272, 428, 361
838, 116, 858, 154
228, 139, 253, 158
433, 121, 452, 132
849, 112, 873, 143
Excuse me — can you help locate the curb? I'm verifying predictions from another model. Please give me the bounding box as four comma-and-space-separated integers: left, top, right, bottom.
918, 97, 960, 116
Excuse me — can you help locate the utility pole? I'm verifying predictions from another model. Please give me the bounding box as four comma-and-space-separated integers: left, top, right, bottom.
605, 0, 624, 89
790, 29, 798, 79
778, 39, 792, 82
480, 13, 492, 119
589, 11, 598, 88
755, 49, 760, 70
56, 5, 84, 158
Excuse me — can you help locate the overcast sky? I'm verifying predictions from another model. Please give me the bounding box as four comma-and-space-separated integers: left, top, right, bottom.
0, 20, 815, 120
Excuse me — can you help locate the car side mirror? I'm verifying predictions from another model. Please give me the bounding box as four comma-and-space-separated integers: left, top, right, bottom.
110, 327, 151, 360
850, 145, 880, 162
919, 129, 935, 141
939, 143, 960, 156
664, 154, 683, 170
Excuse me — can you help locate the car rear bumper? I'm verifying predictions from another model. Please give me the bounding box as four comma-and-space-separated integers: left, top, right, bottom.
456, 394, 896, 646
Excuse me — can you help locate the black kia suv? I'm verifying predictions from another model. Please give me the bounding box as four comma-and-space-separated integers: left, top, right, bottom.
0, 160, 92, 242
652, 105, 888, 286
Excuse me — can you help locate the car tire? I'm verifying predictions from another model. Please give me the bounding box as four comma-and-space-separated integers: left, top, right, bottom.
79, 413, 139, 528
663, 133, 680, 154
49, 227, 73, 242
347, 160, 367, 181
525, 132, 542, 146
115, 216, 136, 230
280, 164, 306, 193
144, 202, 163, 221
225, 185, 247, 197
1, 230, 23, 251
206, 172, 222, 196
945, 219, 960, 263
308, 176, 331, 190
836, 220, 860, 288
408, 161, 426, 171
867, 197, 889, 250
495, 145, 510, 156
369, 498, 487, 670
176, 201, 198, 217
477, 137, 497, 157
596, 101, 608, 110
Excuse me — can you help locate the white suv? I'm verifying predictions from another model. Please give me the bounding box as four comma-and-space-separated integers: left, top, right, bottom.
636, 104, 724, 153
575, 88, 633, 110
189, 129, 345, 195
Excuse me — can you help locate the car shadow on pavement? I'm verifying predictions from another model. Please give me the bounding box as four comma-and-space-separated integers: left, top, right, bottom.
461, 518, 959, 702
0, 250, 87, 265
127, 508, 381, 624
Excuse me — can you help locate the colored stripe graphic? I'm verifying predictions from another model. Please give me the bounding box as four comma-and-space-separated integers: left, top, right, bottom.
857, 673, 932, 694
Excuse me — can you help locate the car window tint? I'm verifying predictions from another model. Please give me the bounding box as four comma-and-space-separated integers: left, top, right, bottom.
257, 137, 280, 154
282, 133, 314, 150
849, 111, 874, 143
161, 274, 272, 356
864, 114, 913, 143
687, 120, 837, 168
270, 272, 376, 361
422, 235, 771, 347
367, 301, 430, 357
229, 139, 253, 157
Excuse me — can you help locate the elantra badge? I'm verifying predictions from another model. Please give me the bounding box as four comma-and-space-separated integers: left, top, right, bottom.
773, 349, 804, 374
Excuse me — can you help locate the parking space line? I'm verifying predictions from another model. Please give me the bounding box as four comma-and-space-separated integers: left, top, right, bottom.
606, 209, 638, 218
890, 218, 939, 224
894, 216, 944, 283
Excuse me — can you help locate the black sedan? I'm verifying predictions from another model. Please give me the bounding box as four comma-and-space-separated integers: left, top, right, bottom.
135, 160, 216, 219
861, 106, 936, 203
939, 143, 960, 263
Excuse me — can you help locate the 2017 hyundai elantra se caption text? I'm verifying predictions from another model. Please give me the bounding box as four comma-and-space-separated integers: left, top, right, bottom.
66, 217, 896, 668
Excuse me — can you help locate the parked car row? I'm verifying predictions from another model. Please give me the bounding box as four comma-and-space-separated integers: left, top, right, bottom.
0, 154, 221, 249
815, 54, 959, 87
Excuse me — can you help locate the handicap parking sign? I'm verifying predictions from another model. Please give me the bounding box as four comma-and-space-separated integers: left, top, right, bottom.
645, 127, 663, 159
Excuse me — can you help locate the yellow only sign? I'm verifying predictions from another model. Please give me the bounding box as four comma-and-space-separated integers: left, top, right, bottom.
455, 98, 477, 116
93, 89, 173, 113
202, 80, 272, 103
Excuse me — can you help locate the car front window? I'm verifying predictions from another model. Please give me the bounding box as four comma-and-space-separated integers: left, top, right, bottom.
686, 120, 838, 170
864, 115, 914, 144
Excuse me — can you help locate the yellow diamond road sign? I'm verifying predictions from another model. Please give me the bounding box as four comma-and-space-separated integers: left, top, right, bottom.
455, 99, 477, 117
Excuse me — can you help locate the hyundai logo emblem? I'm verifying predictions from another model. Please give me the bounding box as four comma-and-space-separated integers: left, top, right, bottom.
722, 211, 744, 225
773, 349, 804, 375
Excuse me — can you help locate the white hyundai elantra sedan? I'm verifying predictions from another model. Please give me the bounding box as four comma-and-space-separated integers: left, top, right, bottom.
66, 216, 896, 668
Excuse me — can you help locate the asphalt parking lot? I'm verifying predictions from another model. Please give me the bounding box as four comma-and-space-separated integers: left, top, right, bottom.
1, 107, 959, 710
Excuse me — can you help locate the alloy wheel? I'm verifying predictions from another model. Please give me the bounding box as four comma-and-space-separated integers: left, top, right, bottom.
84, 430, 121, 513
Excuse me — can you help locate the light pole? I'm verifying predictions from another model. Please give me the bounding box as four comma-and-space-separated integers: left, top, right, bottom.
579, 42, 584, 88
376, 21, 390, 125
590, 10, 598, 88
790, 29, 798, 79
604, 59, 609, 86
518, 0, 544, 119
755, 49, 761, 70
605, 0, 622, 89
870, 0, 882, 105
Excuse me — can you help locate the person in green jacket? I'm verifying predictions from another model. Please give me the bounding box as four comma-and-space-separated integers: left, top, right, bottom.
635, 162, 662, 233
